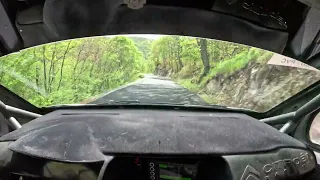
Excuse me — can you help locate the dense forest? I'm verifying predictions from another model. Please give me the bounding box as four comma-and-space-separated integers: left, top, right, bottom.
0, 35, 319, 111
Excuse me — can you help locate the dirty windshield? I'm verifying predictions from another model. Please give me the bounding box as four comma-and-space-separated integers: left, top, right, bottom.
0, 35, 319, 112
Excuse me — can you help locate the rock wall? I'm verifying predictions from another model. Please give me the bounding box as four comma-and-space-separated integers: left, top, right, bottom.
203, 62, 320, 112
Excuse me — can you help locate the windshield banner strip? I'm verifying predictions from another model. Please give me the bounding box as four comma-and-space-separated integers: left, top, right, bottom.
268, 54, 320, 73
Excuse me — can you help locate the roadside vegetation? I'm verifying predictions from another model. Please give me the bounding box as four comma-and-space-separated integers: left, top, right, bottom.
0, 35, 319, 111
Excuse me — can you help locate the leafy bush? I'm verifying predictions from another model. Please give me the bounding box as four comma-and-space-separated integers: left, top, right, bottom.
200, 48, 261, 87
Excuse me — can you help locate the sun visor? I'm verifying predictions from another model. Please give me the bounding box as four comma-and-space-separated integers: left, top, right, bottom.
39, 2, 289, 53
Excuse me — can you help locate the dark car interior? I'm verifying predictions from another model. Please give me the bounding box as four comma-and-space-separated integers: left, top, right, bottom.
0, 0, 320, 66
0, 100, 319, 180
0, 0, 320, 180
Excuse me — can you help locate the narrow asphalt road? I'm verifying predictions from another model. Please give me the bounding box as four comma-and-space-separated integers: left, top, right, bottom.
90, 74, 208, 105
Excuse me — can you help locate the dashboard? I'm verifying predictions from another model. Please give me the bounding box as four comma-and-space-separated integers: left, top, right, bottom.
0, 109, 317, 180
0, 147, 316, 180
2, 152, 224, 180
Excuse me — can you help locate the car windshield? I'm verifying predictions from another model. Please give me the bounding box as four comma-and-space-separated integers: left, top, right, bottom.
0, 35, 319, 112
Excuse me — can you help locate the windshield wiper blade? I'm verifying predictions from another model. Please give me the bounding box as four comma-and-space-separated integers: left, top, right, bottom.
98, 101, 230, 109
47, 101, 251, 112
48, 100, 141, 108
98, 100, 141, 105
97, 101, 191, 106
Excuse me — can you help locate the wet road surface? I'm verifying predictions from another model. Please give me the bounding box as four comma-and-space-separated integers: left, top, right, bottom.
90, 74, 207, 105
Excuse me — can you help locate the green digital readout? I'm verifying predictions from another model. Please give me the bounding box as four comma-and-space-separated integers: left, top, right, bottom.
159, 175, 191, 180
157, 162, 197, 180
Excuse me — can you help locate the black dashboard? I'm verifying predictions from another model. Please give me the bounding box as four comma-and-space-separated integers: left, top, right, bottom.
1, 149, 220, 180
0, 148, 316, 180
0, 109, 317, 180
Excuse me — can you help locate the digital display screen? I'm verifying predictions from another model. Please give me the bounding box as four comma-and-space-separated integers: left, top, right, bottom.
149, 162, 197, 180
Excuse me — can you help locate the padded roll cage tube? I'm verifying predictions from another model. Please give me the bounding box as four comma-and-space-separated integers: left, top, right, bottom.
261, 93, 320, 132
0, 100, 41, 129
5, 105, 42, 118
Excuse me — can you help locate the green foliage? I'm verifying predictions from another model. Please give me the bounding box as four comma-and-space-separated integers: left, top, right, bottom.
0, 35, 278, 108
130, 37, 153, 59
200, 47, 261, 86
0, 36, 146, 107
148, 36, 266, 88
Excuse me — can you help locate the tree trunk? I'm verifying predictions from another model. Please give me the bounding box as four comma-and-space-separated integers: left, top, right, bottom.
197, 39, 210, 80
73, 46, 84, 84
176, 44, 183, 71
42, 46, 48, 93
47, 44, 57, 93
57, 41, 72, 90
90, 47, 100, 77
